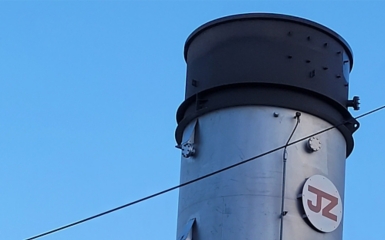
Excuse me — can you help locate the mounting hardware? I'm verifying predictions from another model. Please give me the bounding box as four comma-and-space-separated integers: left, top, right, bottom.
182, 142, 195, 158
281, 211, 288, 217
178, 120, 198, 158
307, 137, 321, 152
347, 96, 360, 110
274, 112, 279, 117
309, 70, 316, 78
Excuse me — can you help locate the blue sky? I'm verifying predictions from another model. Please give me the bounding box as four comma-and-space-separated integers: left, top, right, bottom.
1, 1, 384, 239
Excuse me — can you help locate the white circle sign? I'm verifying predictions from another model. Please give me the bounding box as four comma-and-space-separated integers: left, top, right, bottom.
301, 175, 342, 232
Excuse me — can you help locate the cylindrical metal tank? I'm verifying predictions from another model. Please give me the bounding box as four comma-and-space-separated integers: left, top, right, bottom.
175, 13, 359, 240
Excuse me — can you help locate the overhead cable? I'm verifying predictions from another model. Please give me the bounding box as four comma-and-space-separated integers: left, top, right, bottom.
26, 105, 385, 240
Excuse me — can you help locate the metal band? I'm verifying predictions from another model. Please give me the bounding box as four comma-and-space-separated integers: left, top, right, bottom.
176, 84, 358, 156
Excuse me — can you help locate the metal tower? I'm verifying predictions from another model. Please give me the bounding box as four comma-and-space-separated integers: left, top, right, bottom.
175, 13, 359, 240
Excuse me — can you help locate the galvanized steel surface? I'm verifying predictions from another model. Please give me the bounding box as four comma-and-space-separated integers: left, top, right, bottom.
176, 106, 346, 239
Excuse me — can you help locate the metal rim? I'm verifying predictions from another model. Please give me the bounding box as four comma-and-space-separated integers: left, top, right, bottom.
184, 13, 353, 70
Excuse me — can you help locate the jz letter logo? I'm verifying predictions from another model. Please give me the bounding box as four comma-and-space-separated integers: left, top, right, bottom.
302, 175, 342, 232
307, 185, 338, 221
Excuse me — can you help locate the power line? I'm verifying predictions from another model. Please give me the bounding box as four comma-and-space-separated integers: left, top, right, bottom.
25, 105, 385, 240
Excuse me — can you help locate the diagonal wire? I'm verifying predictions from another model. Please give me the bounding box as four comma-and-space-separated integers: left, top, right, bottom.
25, 105, 385, 240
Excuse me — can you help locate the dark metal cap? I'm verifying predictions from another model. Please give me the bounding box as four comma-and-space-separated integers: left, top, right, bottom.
176, 13, 359, 156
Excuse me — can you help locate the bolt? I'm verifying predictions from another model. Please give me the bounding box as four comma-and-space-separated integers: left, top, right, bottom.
309, 70, 316, 78
347, 96, 360, 110
273, 112, 279, 117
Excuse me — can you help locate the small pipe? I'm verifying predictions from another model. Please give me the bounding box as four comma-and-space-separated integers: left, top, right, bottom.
279, 112, 301, 240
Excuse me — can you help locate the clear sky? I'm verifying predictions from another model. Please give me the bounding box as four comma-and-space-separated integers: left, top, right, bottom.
1, 1, 384, 240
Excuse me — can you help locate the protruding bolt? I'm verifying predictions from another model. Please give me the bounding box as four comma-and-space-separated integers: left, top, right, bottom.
273, 112, 279, 117
347, 96, 360, 110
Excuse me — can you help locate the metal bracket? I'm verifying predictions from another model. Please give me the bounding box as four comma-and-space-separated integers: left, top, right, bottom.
177, 120, 197, 158
178, 218, 195, 240
344, 117, 360, 134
